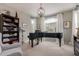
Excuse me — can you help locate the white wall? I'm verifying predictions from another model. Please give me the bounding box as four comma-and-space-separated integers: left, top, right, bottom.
18, 12, 32, 43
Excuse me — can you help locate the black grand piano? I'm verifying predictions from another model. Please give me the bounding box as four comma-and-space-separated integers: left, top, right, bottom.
28, 30, 63, 47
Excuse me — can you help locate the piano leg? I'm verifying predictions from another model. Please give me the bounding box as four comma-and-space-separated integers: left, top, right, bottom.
29, 39, 30, 44
37, 38, 39, 45
74, 36, 77, 55
59, 39, 61, 47
41, 38, 42, 42
31, 40, 33, 47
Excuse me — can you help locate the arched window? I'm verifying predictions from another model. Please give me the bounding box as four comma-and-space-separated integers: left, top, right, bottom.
45, 17, 58, 32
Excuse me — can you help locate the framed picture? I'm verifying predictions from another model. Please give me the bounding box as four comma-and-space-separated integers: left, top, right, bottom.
64, 21, 70, 29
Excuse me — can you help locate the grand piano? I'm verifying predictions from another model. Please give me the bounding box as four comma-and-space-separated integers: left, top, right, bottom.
28, 30, 63, 47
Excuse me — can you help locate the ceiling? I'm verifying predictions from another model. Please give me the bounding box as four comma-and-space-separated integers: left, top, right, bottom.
2, 3, 79, 17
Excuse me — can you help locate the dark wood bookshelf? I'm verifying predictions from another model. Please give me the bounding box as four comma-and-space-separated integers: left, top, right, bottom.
0, 13, 19, 44
2, 13, 19, 20
3, 25, 17, 28
2, 38, 18, 44
3, 20, 18, 25
3, 36, 17, 39
3, 31, 18, 34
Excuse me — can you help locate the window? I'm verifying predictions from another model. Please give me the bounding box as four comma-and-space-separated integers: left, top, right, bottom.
45, 17, 58, 32
44, 18, 57, 24
31, 18, 36, 32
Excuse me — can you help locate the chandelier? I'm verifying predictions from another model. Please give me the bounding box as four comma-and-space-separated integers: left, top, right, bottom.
75, 5, 79, 10
37, 3, 45, 17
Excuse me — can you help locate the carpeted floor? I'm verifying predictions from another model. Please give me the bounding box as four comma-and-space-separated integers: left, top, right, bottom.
22, 41, 74, 56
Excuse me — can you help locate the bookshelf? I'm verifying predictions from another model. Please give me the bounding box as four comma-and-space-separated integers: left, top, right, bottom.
0, 13, 19, 44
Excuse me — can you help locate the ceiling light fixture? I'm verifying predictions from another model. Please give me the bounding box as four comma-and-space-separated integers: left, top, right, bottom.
37, 3, 45, 17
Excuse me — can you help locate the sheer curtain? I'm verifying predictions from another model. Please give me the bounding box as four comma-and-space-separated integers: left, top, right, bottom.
72, 10, 77, 36
57, 13, 64, 45
72, 9, 79, 45
31, 18, 36, 32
